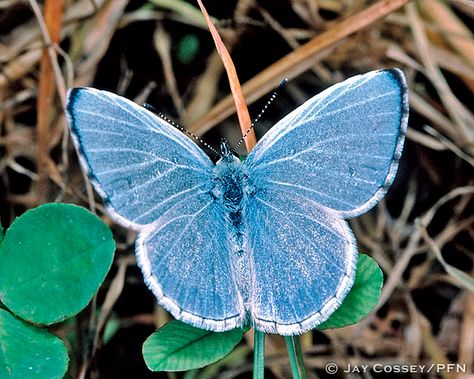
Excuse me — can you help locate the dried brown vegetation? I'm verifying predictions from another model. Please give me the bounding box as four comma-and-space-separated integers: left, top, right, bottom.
0, 0, 473, 378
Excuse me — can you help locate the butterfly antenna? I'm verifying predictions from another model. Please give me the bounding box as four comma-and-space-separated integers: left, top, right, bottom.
144, 103, 219, 156
233, 78, 288, 153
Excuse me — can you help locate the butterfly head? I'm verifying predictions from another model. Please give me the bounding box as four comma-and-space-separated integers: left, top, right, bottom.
219, 138, 239, 163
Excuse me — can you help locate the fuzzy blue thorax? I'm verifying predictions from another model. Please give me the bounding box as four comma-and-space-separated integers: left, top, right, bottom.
214, 140, 246, 205
213, 139, 251, 307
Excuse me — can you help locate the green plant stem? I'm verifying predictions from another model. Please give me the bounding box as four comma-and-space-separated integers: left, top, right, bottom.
253, 329, 265, 379
285, 336, 307, 379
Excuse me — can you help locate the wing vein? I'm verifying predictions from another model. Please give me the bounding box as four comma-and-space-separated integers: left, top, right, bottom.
254, 194, 348, 274
154, 199, 214, 263
266, 180, 355, 208
251, 133, 396, 170
133, 186, 208, 223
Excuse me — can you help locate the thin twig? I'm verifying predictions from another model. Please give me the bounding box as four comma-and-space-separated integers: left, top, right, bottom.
190, 0, 412, 135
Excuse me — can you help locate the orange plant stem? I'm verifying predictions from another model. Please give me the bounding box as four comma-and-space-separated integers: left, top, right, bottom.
197, 0, 256, 152
191, 0, 412, 136
36, 0, 64, 200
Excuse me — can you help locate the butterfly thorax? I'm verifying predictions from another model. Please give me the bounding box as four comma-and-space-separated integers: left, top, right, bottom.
213, 156, 246, 225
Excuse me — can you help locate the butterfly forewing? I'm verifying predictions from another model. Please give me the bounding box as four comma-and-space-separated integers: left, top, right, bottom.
66, 88, 214, 229
244, 69, 408, 218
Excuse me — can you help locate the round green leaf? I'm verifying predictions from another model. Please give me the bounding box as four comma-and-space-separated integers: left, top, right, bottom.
318, 254, 383, 330
143, 320, 246, 372
0, 203, 115, 324
0, 309, 69, 379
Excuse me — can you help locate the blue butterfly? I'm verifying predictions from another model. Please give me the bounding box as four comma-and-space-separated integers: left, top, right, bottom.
66, 69, 408, 335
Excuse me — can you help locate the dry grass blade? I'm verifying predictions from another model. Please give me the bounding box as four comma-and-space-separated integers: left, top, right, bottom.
406, 128, 445, 151
257, 4, 331, 82
420, 186, 474, 227
0, 50, 43, 90
153, 25, 184, 115
418, 0, 474, 69
190, 0, 411, 135
29, 0, 67, 107
73, 0, 129, 86
429, 46, 474, 86
418, 221, 474, 292
459, 293, 474, 371
409, 91, 458, 141
355, 186, 474, 333
405, 295, 453, 379
406, 2, 474, 149
422, 125, 474, 166
181, 51, 225, 126
92, 257, 131, 357
197, 0, 255, 151
181, 0, 256, 128
150, 0, 213, 28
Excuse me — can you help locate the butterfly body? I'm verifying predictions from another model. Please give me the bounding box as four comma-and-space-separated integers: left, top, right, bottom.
66, 69, 408, 335
213, 145, 252, 308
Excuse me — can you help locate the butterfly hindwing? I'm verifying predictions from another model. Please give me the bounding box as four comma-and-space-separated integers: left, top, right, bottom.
66, 88, 214, 229
245, 69, 408, 218
246, 189, 358, 335
137, 190, 245, 330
